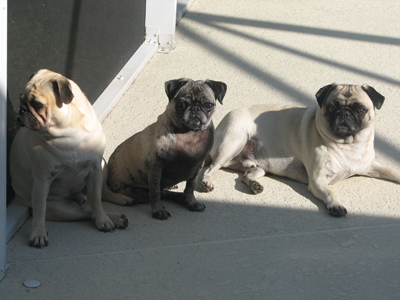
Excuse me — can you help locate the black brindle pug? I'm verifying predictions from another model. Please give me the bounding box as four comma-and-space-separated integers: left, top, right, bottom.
103, 78, 227, 219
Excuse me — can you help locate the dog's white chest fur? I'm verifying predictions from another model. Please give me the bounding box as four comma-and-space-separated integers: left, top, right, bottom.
325, 141, 375, 184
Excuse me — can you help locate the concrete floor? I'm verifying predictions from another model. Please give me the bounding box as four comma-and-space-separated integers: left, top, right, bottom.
2, 0, 400, 299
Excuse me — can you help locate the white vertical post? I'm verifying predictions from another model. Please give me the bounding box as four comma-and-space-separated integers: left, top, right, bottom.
177, 0, 195, 22
0, 0, 8, 282
145, 0, 177, 53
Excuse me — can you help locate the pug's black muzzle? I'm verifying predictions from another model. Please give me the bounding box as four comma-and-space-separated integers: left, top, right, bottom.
17, 104, 29, 127
17, 116, 25, 127
184, 105, 208, 130
331, 110, 360, 137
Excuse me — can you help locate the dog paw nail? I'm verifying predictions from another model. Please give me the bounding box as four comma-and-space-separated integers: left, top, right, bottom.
200, 182, 214, 193
189, 203, 206, 212
249, 181, 264, 194
328, 206, 347, 217
152, 211, 171, 220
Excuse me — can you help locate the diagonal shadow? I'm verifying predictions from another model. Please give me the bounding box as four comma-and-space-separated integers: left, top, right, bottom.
375, 136, 400, 163
177, 17, 400, 164
178, 25, 314, 105
187, 12, 400, 46
198, 21, 400, 86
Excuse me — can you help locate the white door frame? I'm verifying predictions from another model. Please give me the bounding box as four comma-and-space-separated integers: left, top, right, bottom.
0, 0, 8, 282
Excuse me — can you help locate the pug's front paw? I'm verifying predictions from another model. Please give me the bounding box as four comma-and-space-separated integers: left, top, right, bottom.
200, 181, 214, 193
29, 227, 49, 248
188, 201, 206, 212
152, 209, 172, 220
328, 205, 347, 217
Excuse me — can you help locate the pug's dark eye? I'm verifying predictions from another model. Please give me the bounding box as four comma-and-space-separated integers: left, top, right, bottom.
177, 101, 187, 109
31, 100, 44, 110
356, 108, 366, 114
204, 103, 214, 110
328, 106, 335, 112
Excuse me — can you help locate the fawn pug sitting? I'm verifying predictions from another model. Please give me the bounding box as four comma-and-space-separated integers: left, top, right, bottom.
11, 69, 128, 248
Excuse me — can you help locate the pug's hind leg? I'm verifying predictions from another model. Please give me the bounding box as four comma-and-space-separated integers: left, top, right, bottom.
101, 159, 135, 206
46, 199, 128, 231
106, 213, 129, 229
201, 143, 247, 193
45, 200, 92, 221
102, 185, 135, 206
201, 163, 221, 192
162, 190, 206, 212
202, 129, 249, 192
366, 161, 400, 183
242, 167, 266, 194
74, 192, 87, 206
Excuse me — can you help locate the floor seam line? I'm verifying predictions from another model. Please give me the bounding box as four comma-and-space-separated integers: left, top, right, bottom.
8, 222, 400, 265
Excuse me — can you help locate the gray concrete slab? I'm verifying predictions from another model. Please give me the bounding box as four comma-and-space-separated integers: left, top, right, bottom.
3, 0, 400, 299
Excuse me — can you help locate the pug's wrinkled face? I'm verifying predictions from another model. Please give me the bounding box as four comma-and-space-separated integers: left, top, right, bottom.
17, 70, 74, 132
175, 82, 216, 131
324, 86, 372, 138
18, 83, 51, 131
165, 78, 227, 132
316, 84, 385, 139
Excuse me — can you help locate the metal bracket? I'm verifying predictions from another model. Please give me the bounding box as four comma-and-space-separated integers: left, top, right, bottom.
158, 34, 175, 53
145, 27, 175, 54
145, 26, 159, 44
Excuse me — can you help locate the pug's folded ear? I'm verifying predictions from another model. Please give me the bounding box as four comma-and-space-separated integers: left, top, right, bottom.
205, 80, 227, 105
315, 83, 337, 108
165, 78, 191, 102
52, 77, 74, 108
361, 85, 385, 110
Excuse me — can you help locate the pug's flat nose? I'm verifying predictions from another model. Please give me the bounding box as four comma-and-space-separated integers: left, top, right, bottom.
17, 116, 25, 127
339, 110, 350, 118
192, 106, 201, 112
19, 104, 28, 113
